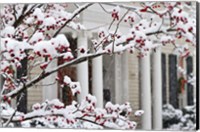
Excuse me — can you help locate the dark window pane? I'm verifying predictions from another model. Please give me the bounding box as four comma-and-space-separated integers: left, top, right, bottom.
17, 58, 28, 113
162, 53, 167, 104
0, 75, 4, 90
186, 56, 194, 105
168, 54, 178, 108
103, 89, 111, 102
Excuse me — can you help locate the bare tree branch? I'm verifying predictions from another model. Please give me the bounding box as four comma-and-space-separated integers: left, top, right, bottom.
102, 3, 137, 11
102, 3, 142, 19
35, 81, 56, 87
74, 4, 80, 8
85, 23, 109, 31
108, 19, 115, 30
98, 3, 111, 14
146, 28, 176, 36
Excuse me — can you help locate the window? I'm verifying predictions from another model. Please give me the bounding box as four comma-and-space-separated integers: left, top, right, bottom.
0, 75, 4, 90
168, 54, 178, 108
186, 56, 194, 105
162, 53, 167, 104
17, 57, 28, 113
103, 55, 115, 104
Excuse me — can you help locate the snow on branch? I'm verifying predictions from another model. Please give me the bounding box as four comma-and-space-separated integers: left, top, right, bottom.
1, 95, 143, 129
52, 3, 93, 37
3, 51, 106, 99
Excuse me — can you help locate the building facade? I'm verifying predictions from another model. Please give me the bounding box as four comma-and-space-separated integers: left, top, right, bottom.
1, 2, 195, 130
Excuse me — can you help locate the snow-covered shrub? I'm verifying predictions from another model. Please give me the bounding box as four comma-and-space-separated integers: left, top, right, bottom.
1, 96, 144, 129
162, 103, 196, 130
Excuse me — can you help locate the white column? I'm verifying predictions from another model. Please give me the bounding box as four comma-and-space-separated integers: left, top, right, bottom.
92, 53, 103, 108
193, 52, 196, 102
121, 52, 129, 102
0, 54, 1, 124
140, 53, 152, 130
115, 54, 122, 104
115, 52, 129, 104
43, 59, 58, 101
152, 48, 162, 130
77, 31, 89, 102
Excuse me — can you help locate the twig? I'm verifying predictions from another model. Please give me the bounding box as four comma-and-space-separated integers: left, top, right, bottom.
35, 81, 56, 87
85, 23, 109, 31
1, 73, 18, 87
12, 5, 17, 21
74, 4, 79, 8
94, 34, 111, 51
27, 25, 39, 42
102, 3, 136, 11
155, 17, 164, 38
112, 10, 130, 53
101, 3, 142, 19
3, 94, 24, 127
99, 3, 111, 14
108, 19, 115, 30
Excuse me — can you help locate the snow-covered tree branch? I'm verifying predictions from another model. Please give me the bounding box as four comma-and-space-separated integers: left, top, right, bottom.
1, 94, 143, 129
